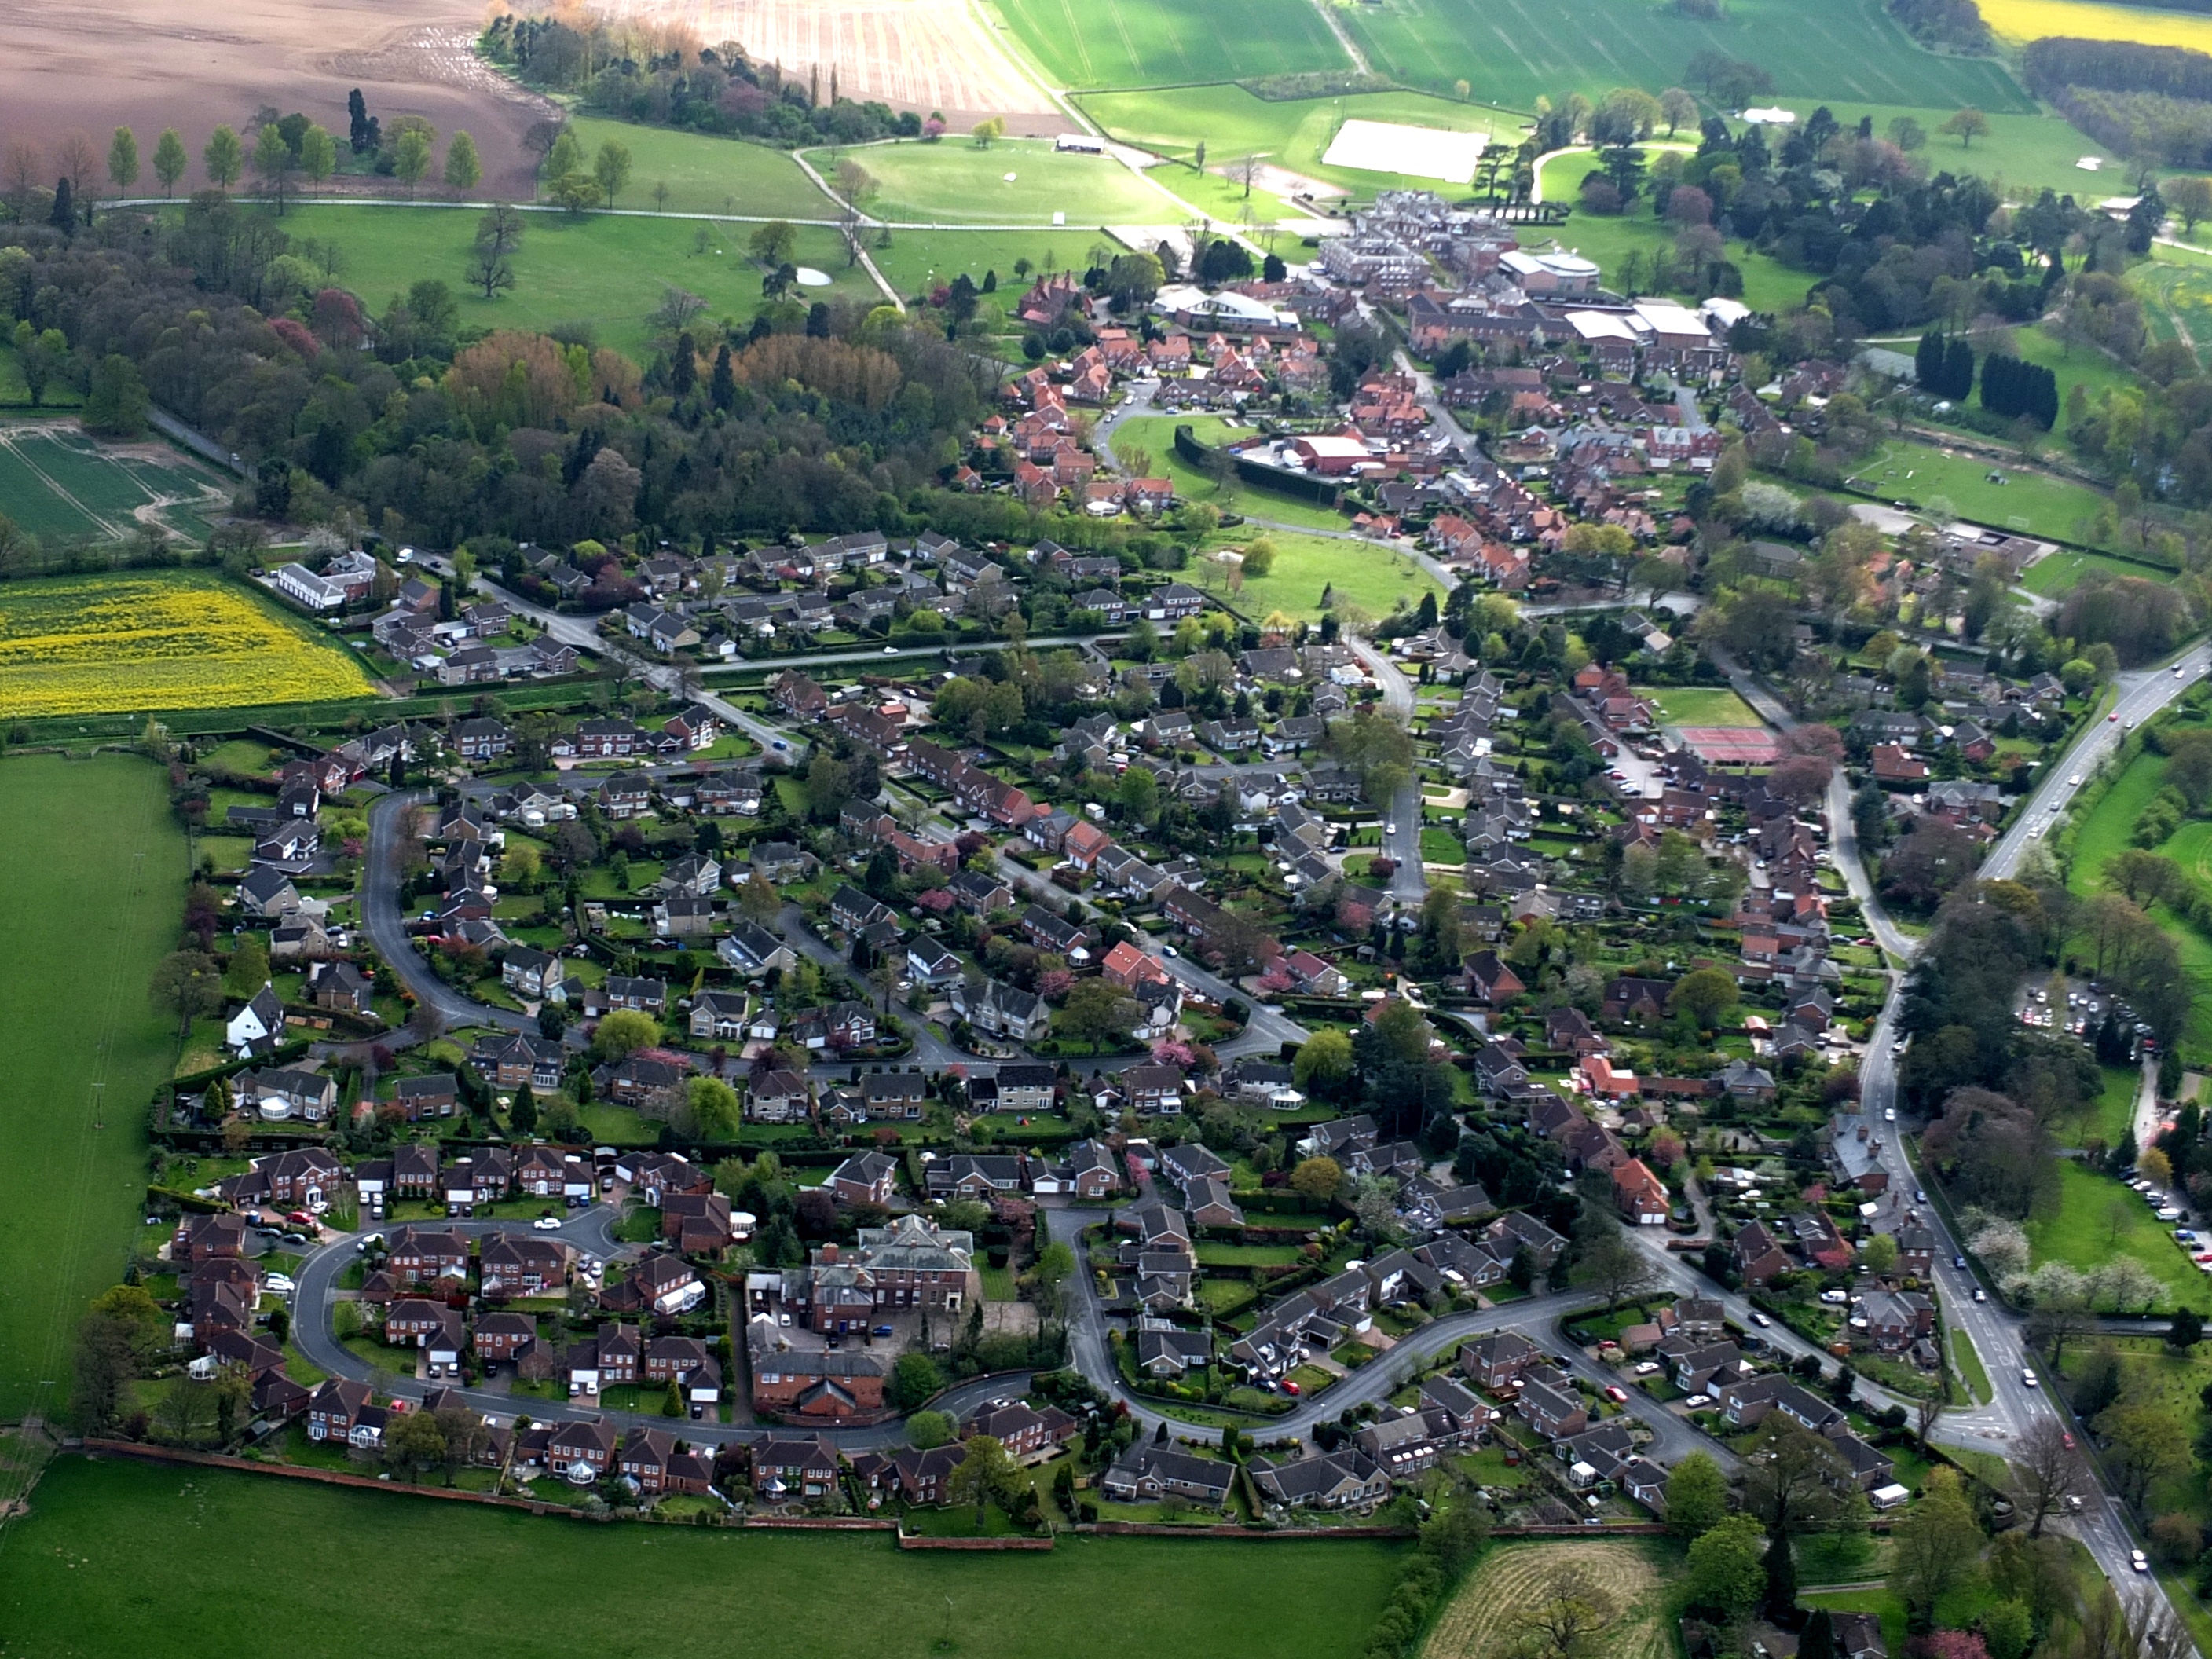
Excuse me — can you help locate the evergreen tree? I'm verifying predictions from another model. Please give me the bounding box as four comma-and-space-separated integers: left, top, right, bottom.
670, 331, 696, 399
1943, 336, 1974, 399
509, 1081, 537, 1133
709, 343, 735, 412
1763, 1529, 1797, 1620
1915, 328, 1943, 390
49, 177, 73, 233
1798, 1609, 1835, 1659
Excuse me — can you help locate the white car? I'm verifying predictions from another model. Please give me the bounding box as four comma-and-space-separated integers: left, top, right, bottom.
881, 644, 899, 654
533, 1214, 564, 1232
1884, 1107, 1896, 1122
1385, 822, 1398, 836
1633, 1361, 1660, 1375
2069, 775, 2082, 787
1819, 1290, 1850, 1305
1752, 1313, 1771, 1328
2023, 1368, 2039, 1387
262, 1274, 296, 1296
1974, 1288, 1987, 1302
1684, 1393, 1712, 1408
2133, 1549, 2151, 1573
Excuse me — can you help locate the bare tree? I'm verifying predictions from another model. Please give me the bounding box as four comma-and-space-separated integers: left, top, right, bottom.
2009, 1418, 2080, 1538
56, 131, 99, 200
1519, 1567, 1615, 1659
1914, 1389, 1942, 1452
3, 140, 42, 220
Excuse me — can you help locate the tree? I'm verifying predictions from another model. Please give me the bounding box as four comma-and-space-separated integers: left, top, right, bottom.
82, 355, 148, 438
1665, 1451, 1727, 1538
1060, 977, 1139, 1053
591, 1009, 661, 1060
469, 202, 524, 299
1294, 1028, 1355, 1096
149, 950, 225, 1035
383, 1404, 445, 1479
393, 127, 433, 199
225, 932, 270, 997
107, 127, 139, 196
737, 873, 780, 925
508, 1080, 538, 1135
1522, 1565, 1616, 1659
947, 1433, 1022, 1521
1798, 1610, 1837, 1659
1668, 966, 1739, 1029
2009, 1416, 2080, 1538
1940, 108, 1990, 148
251, 122, 295, 213
2169, 1308, 2203, 1351
152, 128, 187, 196
594, 139, 633, 210
1118, 763, 1160, 826
1889, 1467, 1983, 1627
1685, 1514, 1767, 1621
299, 126, 337, 190
2169, 175, 2212, 238
1290, 1156, 1343, 1201
444, 130, 481, 194
1574, 1225, 1661, 1309
889, 1352, 944, 1412
549, 170, 601, 214
73, 1310, 141, 1434
203, 125, 244, 192
1741, 1419, 1857, 1538
2099, 1402, 2187, 1509
750, 220, 797, 269
906, 1409, 954, 1449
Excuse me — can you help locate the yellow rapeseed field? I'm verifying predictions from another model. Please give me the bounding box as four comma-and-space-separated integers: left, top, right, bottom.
1980, 0, 2212, 52
0, 573, 377, 718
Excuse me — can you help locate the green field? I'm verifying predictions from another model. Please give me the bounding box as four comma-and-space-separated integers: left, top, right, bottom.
1214, 528, 1441, 621
988, 0, 1347, 91
1759, 101, 2115, 199
1647, 686, 1763, 727
0, 1456, 1403, 1658
822, 138, 1170, 226
1530, 152, 1807, 315
2018, 548, 2174, 597
2028, 1159, 2212, 1312
279, 205, 882, 357
1341, 0, 2034, 111
0, 426, 226, 544
0, 756, 185, 1423
2069, 750, 2212, 1052
873, 230, 1084, 302
559, 117, 835, 220
1844, 441, 2113, 548
1108, 413, 1355, 531
1075, 85, 1523, 200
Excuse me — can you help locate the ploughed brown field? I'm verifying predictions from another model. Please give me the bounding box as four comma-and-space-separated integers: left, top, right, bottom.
0, 0, 552, 199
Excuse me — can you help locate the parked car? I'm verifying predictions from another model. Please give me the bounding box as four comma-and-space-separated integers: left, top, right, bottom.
533, 1214, 563, 1232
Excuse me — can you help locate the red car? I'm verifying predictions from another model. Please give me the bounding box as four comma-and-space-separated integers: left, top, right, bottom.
285, 1210, 317, 1229
1603, 1385, 1629, 1404
2062, 1431, 2075, 1448
1280, 1379, 1301, 1396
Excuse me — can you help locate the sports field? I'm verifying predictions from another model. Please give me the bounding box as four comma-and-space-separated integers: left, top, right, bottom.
1342, 0, 2034, 111
1844, 441, 2114, 548
824, 137, 1170, 225
988, 0, 1347, 91
0, 1456, 1404, 1659
0, 572, 375, 719
1078, 85, 1522, 199
0, 756, 185, 1423
2018, 548, 2174, 596
0, 425, 228, 544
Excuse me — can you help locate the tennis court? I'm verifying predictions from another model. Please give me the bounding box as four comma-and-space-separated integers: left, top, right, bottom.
1675, 726, 1780, 764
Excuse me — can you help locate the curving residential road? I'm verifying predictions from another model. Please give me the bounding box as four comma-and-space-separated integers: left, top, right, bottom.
1349, 639, 1430, 910
291, 1212, 1027, 1454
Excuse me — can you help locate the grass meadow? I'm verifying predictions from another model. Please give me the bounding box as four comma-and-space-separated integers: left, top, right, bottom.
2067, 749, 2212, 1053
1647, 686, 1763, 727
987, 0, 1347, 90
1214, 529, 1441, 621
1423, 1539, 1672, 1659
2027, 1161, 2212, 1311
0, 1456, 1403, 1659
1107, 413, 1355, 531
558, 117, 833, 220
1342, 0, 2032, 110
281, 204, 882, 357
0, 756, 185, 1422
2018, 549, 2174, 597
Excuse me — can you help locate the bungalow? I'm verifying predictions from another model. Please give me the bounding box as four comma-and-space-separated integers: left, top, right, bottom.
1251, 1448, 1391, 1511
1101, 1445, 1232, 1506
